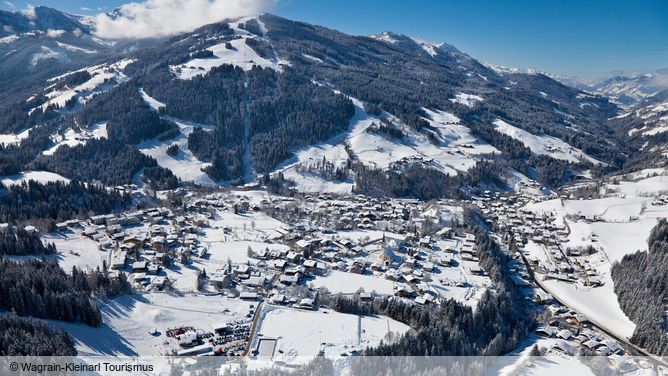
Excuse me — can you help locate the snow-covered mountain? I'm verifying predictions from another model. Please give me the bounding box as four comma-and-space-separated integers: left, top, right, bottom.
589, 70, 668, 108
485, 64, 596, 90
3, 11, 660, 194
0, 6, 89, 37
488, 62, 668, 109
0, 6, 159, 108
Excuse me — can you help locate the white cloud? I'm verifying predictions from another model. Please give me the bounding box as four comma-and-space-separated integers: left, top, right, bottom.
93, 0, 274, 39
4, 1, 15, 10
21, 4, 36, 19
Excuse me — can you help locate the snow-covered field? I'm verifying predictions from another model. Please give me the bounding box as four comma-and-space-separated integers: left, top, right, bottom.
493, 119, 601, 164
504, 168, 555, 197
42, 230, 109, 272
43, 121, 108, 156
449, 93, 483, 108
137, 116, 216, 186
308, 270, 395, 295
1, 170, 70, 186
254, 306, 410, 363
0, 128, 31, 146
277, 142, 353, 194
35, 58, 135, 114
62, 293, 250, 356
134, 87, 219, 185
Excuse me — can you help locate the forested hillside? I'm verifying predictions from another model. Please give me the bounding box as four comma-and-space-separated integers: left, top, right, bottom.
0, 180, 131, 225
612, 219, 668, 355
0, 258, 131, 327
0, 13, 636, 193
34, 139, 179, 189
0, 313, 77, 356
0, 226, 54, 256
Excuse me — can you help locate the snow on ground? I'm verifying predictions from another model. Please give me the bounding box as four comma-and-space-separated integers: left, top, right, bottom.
275, 93, 497, 193
308, 270, 395, 295
62, 293, 250, 356
42, 121, 107, 155
541, 276, 636, 340
346, 100, 494, 174
170, 36, 288, 80
279, 143, 354, 194
255, 306, 410, 363
0, 128, 31, 146
1, 170, 70, 186
524, 184, 668, 340
43, 230, 108, 272
335, 229, 406, 244
209, 210, 286, 241
498, 335, 597, 376
612, 174, 668, 197
31, 46, 68, 66
208, 240, 289, 265
34, 59, 134, 114
301, 53, 323, 63
493, 119, 602, 165
526, 196, 649, 222
422, 108, 499, 159
618, 168, 667, 181
55, 41, 97, 54
8, 230, 107, 275
642, 122, 668, 136
504, 168, 555, 197
369, 32, 399, 44
139, 88, 166, 111
449, 93, 483, 107
428, 238, 493, 309
137, 116, 216, 186
412, 38, 444, 57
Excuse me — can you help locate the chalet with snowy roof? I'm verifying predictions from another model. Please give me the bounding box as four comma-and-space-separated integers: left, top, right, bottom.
239, 291, 259, 301
132, 261, 148, 273
298, 298, 314, 309
208, 272, 231, 289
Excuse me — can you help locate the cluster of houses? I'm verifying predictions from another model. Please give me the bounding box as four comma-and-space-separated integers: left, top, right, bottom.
536, 304, 623, 356
475, 190, 629, 358
0, 223, 37, 235
143, 191, 490, 310
476, 191, 604, 287
55, 206, 212, 291
45, 190, 500, 356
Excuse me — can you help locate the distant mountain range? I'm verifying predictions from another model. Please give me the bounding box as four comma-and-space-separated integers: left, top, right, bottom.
488, 63, 668, 109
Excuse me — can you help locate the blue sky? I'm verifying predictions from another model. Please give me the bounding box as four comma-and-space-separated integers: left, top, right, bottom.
2, 0, 666, 79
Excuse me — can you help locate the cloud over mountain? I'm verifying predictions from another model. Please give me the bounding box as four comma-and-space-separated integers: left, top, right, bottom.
93, 0, 274, 39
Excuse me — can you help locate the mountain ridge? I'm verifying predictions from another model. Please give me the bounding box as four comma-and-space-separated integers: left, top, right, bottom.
2, 11, 662, 196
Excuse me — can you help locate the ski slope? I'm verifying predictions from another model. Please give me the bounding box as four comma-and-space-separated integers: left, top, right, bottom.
170, 35, 288, 80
